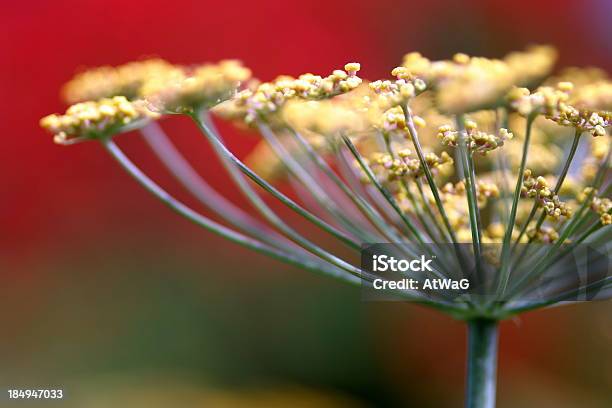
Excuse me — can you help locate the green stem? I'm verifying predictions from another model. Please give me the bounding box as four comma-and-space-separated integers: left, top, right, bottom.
342, 134, 426, 246
504, 219, 604, 300
496, 115, 535, 295
505, 276, 612, 316
415, 179, 451, 241
505, 148, 611, 295
140, 123, 293, 250
456, 116, 484, 283
257, 123, 371, 241
290, 129, 413, 245
492, 108, 511, 229
555, 148, 610, 243
342, 135, 455, 279
100, 138, 358, 283
525, 129, 582, 243
382, 135, 442, 243
190, 113, 362, 252
191, 114, 365, 276
465, 319, 499, 408
404, 105, 459, 243
403, 106, 475, 281
101, 127, 471, 314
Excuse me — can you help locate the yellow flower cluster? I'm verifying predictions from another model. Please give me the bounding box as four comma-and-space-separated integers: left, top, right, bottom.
548, 66, 612, 111
282, 99, 367, 136
548, 66, 608, 88
400, 46, 557, 114
503, 45, 558, 87
371, 149, 453, 181
521, 169, 571, 220
527, 226, 559, 243
36, 45, 612, 305
369, 67, 427, 110
439, 180, 501, 238
506, 82, 573, 117
550, 108, 610, 137
580, 188, 612, 225
216, 63, 363, 125
508, 82, 611, 136
143, 60, 252, 113
591, 136, 609, 161
580, 131, 610, 181
62, 59, 179, 103
440, 180, 499, 208
570, 80, 612, 111
592, 196, 611, 226
40, 96, 159, 144
357, 67, 431, 137
61, 58, 252, 115
437, 119, 513, 155
380, 106, 408, 133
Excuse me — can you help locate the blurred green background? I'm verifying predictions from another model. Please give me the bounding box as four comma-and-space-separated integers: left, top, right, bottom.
1, 236, 610, 406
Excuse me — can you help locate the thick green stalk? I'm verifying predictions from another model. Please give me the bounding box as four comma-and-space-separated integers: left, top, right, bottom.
465, 319, 499, 408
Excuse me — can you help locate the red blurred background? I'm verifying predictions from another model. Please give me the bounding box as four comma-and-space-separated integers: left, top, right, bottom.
1, 1, 611, 406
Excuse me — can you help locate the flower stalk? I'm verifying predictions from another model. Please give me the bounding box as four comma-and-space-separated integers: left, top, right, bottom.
515, 128, 583, 245
100, 137, 356, 282
497, 114, 536, 296
405, 105, 460, 244
465, 319, 499, 408
456, 115, 485, 284
140, 121, 292, 248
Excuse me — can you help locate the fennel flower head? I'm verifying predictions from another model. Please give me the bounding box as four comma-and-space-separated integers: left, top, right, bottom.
39, 47, 611, 321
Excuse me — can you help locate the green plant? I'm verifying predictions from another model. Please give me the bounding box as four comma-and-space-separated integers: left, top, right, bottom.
41, 47, 611, 407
